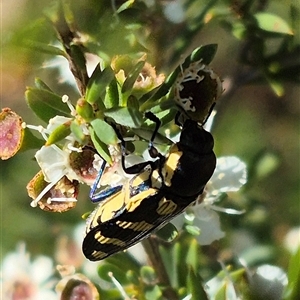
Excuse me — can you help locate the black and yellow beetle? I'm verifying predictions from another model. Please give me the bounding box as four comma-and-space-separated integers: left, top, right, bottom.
82, 111, 216, 261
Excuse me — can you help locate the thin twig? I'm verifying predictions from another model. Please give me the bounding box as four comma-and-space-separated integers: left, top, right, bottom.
52, 3, 89, 96
142, 237, 179, 300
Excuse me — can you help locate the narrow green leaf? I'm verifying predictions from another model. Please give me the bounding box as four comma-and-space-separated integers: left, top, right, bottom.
25, 88, 70, 122
167, 44, 218, 88
254, 13, 294, 35
70, 120, 86, 143
89, 126, 112, 164
22, 40, 67, 57
155, 222, 178, 242
126, 270, 140, 286
214, 282, 227, 300
283, 248, 300, 300
106, 251, 141, 274
103, 77, 120, 109
116, 0, 135, 14
186, 239, 200, 272
90, 119, 118, 145
145, 285, 163, 300
46, 120, 72, 145
229, 268, 246, 282
19, 127, 44, 151
121, 60, 145, 93
97, 263, 128, 284
85, 65, 115, 107
190, 44, 218, 65
127, 95, 139, 110
185, 225, 201, 236
187, 267, 208, 300
70, 44, 87, 70
140, 44, 218, 109
34, 78, 53, 92
103, 106, 143, 128
132, 128, 172, 145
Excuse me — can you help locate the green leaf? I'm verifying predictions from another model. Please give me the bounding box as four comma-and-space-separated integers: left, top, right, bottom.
121, 60, 145, 93
186, 239, 199, 271
85, 65, 115, 107
25, 88, 71, 122
185, 225, 201, 236
190, 44, 218, 65
126, 270, 140, 286
159, 243, 179, 288
19, 127, 44, 152
103, 77, 120, 109
70, 44, 87, 70
155, 222, 178, 242
140, 44, 218, 110
89, 126, 112, 164
90, 119, 118, 145
132, 128, 172, 145
145, 285, 163, 300
175, 236, 191, 287
22, 40, 67, 57
167, 44, 218, 88
46, 120, 72, 145
106, 251, 141, 274
116, 0, 135, 14
187, 267, 208, 300
70, 120, 86, 143
103, 106, 143, 128
97, 263, 128, 284
254, 13, 294, 35
283, 247, 300, 300
34, 78, 53, 92
214, 282, 228, 300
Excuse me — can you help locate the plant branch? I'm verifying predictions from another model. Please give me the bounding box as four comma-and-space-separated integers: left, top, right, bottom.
52, 3, 89, 96
142, 237, 179, 300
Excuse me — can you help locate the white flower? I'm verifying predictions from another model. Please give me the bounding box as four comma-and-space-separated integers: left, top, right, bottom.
208, 156, 247, 196
1, 243, 57, 300
173, 156, 247, 245
25, 96, 100, 208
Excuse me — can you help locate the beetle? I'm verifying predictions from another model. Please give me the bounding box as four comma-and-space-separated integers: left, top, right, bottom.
82, 111, 216, 261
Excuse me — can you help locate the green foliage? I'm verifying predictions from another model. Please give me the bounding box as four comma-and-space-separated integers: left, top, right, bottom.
2, 0, 299, 299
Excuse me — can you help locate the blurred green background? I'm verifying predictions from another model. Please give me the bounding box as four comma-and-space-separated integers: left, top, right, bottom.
1, 0, 299, 279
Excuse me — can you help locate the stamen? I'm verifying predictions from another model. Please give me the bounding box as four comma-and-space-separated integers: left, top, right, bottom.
49, 197, 77, 202
210, 204, 246, 215
30, 173, 64, 207
108, 272, 130, 300
62, 95, 77, 116
25, 124, 49, 141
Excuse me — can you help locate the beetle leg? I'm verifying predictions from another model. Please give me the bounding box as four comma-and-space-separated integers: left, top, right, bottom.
89, 159, 122, 203
111, 122, 157, 175
144, 111, 165, 160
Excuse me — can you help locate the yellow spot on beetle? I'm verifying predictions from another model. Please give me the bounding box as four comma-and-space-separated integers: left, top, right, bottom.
157, 198, 177, 215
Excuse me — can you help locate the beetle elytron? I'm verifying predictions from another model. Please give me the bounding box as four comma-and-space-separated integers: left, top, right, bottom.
82, 111, 216, 261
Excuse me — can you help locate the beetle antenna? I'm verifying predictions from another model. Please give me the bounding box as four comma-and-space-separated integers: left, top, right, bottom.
202, 102, 216, 126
